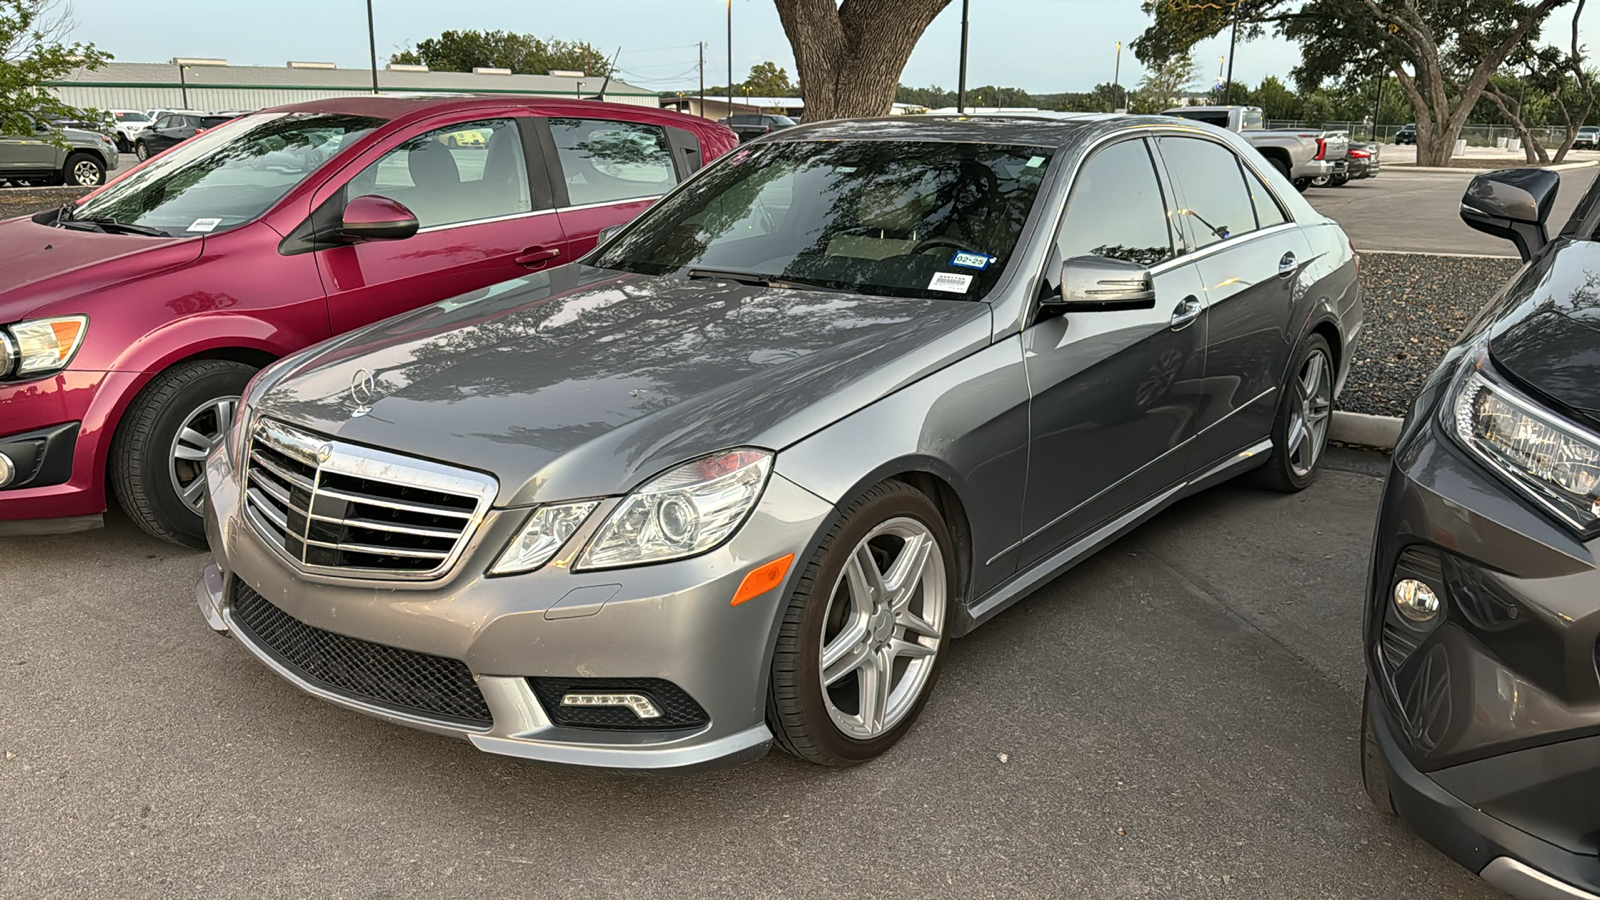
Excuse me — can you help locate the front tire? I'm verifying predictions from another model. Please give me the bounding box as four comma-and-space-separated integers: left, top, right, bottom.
134, 140, 150, 161
115, 134, 131, 153
1248, 333, 1334, 493
111, 360, 256, 547
767, 481, 955, 766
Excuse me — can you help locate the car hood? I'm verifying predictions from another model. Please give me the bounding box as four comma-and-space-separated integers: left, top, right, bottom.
0, 215, 204, 320
1488, 240, 1600, 423
255, 266, 994, 506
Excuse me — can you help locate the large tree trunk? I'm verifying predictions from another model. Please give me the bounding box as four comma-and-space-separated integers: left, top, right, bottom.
774, 0, 953, 121
1480, 83, 1550, 164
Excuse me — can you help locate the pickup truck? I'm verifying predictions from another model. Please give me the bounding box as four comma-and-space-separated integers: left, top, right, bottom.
1161, 105, 1346, 192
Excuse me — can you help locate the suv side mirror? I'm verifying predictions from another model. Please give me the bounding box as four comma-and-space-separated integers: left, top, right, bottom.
1461, 168, 1559, 262
1045, 255, 1157, 310
336, 195, 419, 242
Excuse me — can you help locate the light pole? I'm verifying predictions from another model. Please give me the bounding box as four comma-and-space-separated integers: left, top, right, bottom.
576, 80, 586, 100
1223, 7, 1239, 104
727, 0, 734, 117
1112, 42, 1121, 112
366, 0, 379, 95
957, 0, 969, 113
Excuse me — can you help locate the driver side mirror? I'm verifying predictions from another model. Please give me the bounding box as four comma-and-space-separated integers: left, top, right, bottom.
1461, 168, 1559, 262
335, 195, 419, 243
1044, 255, 1157, 311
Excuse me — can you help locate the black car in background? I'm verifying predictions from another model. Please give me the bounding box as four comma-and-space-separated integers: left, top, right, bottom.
1363, 167, 1600, 898
133, 112, 233, 160
718, 113, 798, 143
1394, 123, 1417, 145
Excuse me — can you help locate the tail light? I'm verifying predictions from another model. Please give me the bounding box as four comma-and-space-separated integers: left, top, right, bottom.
1314, 138, 1327, 160
1349, 148, 1369, 159
194, 127, 208, 134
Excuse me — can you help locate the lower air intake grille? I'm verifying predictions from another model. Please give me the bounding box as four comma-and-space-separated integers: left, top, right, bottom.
528, 677, 709, 731
230, 579, 492, 729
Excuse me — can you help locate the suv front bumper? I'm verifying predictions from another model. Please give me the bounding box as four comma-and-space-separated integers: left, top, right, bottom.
197, 445, 835, 770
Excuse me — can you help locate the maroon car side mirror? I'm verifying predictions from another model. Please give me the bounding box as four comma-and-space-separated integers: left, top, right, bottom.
337, 195, 419, 242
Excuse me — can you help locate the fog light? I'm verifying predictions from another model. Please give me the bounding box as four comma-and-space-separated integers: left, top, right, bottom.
1394, 579, 1441, 622
0, 451, 13, 488
560, 692, 661, 719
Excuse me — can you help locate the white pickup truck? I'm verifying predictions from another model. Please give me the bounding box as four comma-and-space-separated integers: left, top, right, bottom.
1162, 105, 1346, 192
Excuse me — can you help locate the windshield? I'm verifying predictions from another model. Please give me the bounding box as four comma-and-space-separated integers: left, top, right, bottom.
593, 139, 1053, 301
71, 112, 382, 237
769, 115, 797, 127
116, 112, 151, 123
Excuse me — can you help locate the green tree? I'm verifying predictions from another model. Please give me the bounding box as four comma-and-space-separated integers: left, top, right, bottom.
1252, 75, 1301, 120
741, 61, 796, 96
0, 0, 110, 135
1135, 0, 1578, 166
1135, 55, 1202, 112
390, 29, 610, 77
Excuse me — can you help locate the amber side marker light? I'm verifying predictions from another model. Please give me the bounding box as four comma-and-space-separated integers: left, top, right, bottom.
731, 553, 795, 606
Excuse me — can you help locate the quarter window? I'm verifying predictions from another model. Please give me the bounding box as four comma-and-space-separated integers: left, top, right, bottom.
1056, 138, 1174, 267
549, 118, 677, 206
1244, 164, 1287, 228
345, 118, 533, 230
1156, 136, 1257, 249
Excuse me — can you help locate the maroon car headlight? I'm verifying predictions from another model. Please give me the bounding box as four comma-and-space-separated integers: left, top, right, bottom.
1448, 346, 1600, 533
0, 316, 87, 379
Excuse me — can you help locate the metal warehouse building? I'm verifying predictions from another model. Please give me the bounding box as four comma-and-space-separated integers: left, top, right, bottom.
47, 61, 662, 113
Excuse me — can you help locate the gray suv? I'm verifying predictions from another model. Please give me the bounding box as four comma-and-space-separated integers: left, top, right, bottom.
0, 122, 119, 187
197, 114, 1361, 770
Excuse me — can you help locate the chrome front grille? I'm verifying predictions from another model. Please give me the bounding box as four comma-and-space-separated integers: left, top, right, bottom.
242, 418, 496, 579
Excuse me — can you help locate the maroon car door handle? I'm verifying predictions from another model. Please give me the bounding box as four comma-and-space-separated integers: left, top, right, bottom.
514, 246, 561, 267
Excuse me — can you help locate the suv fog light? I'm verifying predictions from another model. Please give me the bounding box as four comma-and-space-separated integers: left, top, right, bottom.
560, 692, 662, 719
1394, 579, 1441, 622
0, 451, 13, 488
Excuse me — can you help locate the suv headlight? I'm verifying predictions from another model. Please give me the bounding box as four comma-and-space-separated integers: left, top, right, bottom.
0, 316, 88, 379
1447, 346, 1600, 534
575, 448, 773, 571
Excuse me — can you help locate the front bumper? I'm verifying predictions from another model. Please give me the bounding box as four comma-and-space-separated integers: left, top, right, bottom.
0, 369, 140, 529
198, 446, 836, 770
1366, 379, 1600, 895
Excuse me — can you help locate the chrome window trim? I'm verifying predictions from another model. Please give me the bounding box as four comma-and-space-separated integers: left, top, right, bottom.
242, 418, 498, 582
560, 195, 665, 213
1146, 221, 1301, 276
416, 207, 557, 234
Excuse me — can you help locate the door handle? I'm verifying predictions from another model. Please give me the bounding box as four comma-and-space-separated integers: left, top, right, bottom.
1278, 252, 1300, 279
514, 246, 561, 267
1169, 295, 1203, 331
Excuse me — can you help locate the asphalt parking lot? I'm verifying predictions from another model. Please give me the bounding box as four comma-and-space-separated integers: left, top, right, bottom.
0, 452, 1498, 899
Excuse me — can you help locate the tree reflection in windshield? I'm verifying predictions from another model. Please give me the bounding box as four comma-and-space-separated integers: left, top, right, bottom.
594, 140, 1052, 300
72, 113, 382, 236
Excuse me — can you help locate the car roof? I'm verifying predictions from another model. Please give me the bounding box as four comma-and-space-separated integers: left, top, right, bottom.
256, 95, 709, 130
769, 112, 1165, 149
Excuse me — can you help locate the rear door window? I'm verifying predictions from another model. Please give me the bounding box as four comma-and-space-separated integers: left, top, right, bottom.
345, 117, 534, 229
548, 118, 678, 206
1156, 136, 1259, 249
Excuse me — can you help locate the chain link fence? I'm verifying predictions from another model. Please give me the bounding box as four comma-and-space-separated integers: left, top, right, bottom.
1264, 120, 1581, 147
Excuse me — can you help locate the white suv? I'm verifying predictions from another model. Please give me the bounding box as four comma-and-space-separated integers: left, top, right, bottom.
108, 109, 153, 152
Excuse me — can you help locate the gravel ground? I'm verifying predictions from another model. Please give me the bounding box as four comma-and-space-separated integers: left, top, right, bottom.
0, 186, 89, 220
1339, 252, 1520, 418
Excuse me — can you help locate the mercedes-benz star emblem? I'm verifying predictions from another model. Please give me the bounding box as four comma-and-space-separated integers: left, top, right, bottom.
349, 368, 377, 418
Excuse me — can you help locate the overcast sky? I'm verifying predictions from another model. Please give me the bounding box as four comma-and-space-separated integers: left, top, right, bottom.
64, 0, 1597, 97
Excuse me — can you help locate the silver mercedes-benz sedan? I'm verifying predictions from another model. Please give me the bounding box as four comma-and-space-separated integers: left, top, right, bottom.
196, 114, 1361, 769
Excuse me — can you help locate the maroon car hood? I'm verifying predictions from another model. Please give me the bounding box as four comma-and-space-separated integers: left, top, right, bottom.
0, 215, 204, 320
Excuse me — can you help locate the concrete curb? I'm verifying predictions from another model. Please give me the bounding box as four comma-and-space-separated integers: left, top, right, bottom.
1330, 410, 1403, 450
1391, 159, 1599, 174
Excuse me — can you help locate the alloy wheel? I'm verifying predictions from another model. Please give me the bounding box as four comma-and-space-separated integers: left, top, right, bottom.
1287, 350, 1332, 478
135, 143, 148, 161
168, 395, 238, 514
818, 517, 946, 740
72, 160, 100, 186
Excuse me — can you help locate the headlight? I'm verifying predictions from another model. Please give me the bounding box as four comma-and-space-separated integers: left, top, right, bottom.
1448, 348, 1600, 533
575, 448, 773, 570
490, 500, 600, 575
0, 316, 88, 379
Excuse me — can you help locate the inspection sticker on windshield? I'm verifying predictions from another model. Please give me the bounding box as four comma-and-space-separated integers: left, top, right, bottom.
1025, 155, 1045, 168
928, 272, 974, 293
186, 217, 222, 233
949, 251, 994, 270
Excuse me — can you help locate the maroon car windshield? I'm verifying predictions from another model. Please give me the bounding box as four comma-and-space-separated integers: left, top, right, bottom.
70, 112, 383, 238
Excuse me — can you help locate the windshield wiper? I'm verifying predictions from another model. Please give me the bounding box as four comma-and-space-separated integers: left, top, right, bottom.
684, 267, 838, 293
61, 216, 169, 238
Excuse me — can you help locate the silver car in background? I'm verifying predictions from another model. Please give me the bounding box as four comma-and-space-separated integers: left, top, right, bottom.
197, 114, 1361, 770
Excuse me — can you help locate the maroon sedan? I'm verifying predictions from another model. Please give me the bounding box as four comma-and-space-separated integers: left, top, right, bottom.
0, 96, 736, 544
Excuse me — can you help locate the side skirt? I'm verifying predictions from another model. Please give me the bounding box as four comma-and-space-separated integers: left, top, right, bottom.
953, 439, 1272, 636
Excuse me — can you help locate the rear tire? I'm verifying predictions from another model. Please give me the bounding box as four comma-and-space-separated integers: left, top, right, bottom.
767, 480, 955, 767
64, 152, 105, 187
1268, 157, 1292, 181
1361, 684, 1397, 814
1292, 178, 1311, 193
1248, 333, 1333, 493
111, 360, 255, 547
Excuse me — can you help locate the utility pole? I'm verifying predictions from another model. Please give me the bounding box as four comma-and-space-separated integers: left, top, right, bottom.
1371, 72, 1383, 142
366, 0, 379, 95
1224, 9, 1239, 104
727, 0, 734, 117
957, 0, 969, 113
1112, 42, 1121, 112
178, 63, 188, 108
698, 42, 706, 117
